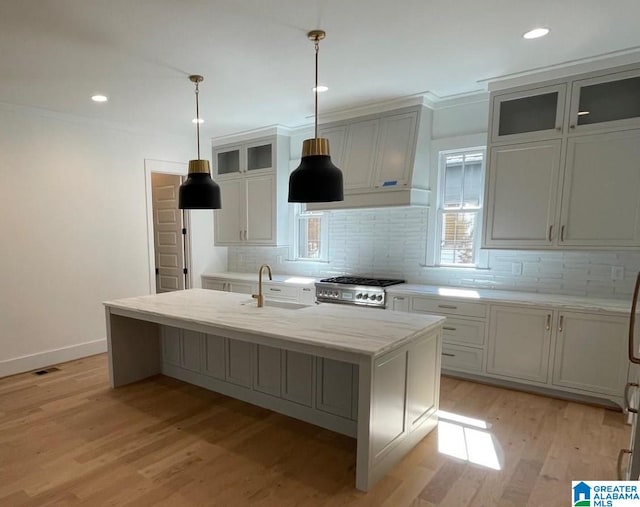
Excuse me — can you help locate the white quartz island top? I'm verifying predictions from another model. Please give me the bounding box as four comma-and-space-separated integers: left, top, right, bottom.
201, 271, 318, 286
387, 284, 631, 315
104, 289, 445, 357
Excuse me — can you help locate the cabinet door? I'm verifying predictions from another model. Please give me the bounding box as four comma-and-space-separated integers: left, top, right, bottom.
342, 119, 379, 191
246, 140, 274, 173
487, 305, 553, 383
214, 145, 242, 177
202, 279, 228, 291
227, 282, 255, 295
373, 111, 417, 188
318, 125, 347, 167
203, 334, 225, 380
226, 339, 252, 388
245, 174, 275, 243
181, 330, 203, 372
491, 84, 566, 143
316, 358, 356, 419
569, 69, 640, 134
559, 130, 640, 247
389, 295, 410, 312
552, 312, 628, 396
161, 326, 182, 366
483, 140, 562, 248
214, 178, 244, 245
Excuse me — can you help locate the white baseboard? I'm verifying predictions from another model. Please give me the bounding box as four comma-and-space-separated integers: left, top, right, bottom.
0, 338, 107, 378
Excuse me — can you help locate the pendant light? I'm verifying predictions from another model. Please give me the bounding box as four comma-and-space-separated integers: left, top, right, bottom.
179, 75, 221, 209
288, 30, 343, 203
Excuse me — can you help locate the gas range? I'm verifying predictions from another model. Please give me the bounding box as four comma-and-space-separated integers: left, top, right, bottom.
315, 276, 405, 308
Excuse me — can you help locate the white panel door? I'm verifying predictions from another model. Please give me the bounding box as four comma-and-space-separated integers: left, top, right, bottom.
483, 140, 562, 248
552, 312, 628, 396
215, 178, 244, 245
559, 130, 640, 247
151, 173, 184, 292
245, 174, 275, 243
373, 111, 417, 188
342, 118, 379, 191
487, 305, 553, 384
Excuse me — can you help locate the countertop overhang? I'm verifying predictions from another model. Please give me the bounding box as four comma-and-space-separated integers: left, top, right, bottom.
104, 289, 445, 357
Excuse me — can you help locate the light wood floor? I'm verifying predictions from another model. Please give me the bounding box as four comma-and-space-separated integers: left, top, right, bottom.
0, 354, 629, 506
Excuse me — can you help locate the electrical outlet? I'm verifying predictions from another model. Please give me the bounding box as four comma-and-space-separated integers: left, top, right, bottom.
611, 266, 624, 281
511, 262, 523, 276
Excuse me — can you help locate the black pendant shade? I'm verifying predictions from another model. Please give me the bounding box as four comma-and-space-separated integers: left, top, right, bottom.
178, 75, 221, 210
288, 30, 344, 203
288, 153, 343, 202
179, 161, 221, 209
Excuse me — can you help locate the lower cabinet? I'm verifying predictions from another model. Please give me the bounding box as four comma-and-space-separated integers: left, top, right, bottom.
487, 305, 553, 383
202, 278, 255, 294
316, 358, 357, 419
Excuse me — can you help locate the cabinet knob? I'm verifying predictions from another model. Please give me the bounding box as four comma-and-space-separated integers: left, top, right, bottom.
570, 124, 576, 129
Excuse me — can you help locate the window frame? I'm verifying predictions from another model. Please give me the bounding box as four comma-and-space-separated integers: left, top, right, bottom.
289, 203, 329, 262
432, 147, 488, 268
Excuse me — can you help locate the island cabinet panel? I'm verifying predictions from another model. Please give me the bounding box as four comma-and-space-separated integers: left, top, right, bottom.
161, 326, 182, 366
316, 358, 357, 420
226, 339, 253, 388
371, 350, 408, 460
253, 344, 282, 397
406, 335, 438, 430
181, 330, 203, 372
204, 334, 225, 380
282, 351, 314, 407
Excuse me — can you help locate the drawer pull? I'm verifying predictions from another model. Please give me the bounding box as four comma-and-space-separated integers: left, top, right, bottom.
269, 288, 282, 292
302, 288, 311, 292
548, 224, 553, 242
558, 315, 564, 332
545, 314, 551, 331
443, 326, 457, 331
618, 448, 632, 480
438, 304, 458, 310
394, 297, 405, 301
560, 225, 565, 242
625, 382, 639, 414
442, 352, 456, 357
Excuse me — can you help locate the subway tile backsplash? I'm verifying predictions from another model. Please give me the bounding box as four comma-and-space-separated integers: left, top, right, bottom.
227, 207, 640, 300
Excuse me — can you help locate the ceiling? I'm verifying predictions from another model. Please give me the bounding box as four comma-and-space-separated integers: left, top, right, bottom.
2, 0, 640, 139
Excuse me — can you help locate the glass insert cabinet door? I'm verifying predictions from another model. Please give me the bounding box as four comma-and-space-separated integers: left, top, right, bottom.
246, 142, 273, 172
215, 146, 241, 176
569, 69, 640, 133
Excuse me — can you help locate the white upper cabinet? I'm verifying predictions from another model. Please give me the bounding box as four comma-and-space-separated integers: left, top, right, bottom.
484, 64, 640, 250
559, 129, 640, 247
213, 132, 290, 246
308, 105, 431, 211
490, 84, 566, 143
484, 140, 562, 247
568, 68, 640, 135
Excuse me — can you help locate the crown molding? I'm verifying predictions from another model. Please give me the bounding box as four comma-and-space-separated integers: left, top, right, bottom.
211, 124, 293, 145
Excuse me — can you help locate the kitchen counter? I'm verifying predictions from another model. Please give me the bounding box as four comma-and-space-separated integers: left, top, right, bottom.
104, 289, 444, 491
387, 284, 631, 314
105, 289, 443, 357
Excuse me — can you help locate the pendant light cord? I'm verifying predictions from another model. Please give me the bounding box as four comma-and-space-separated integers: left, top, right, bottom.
195, 81, 201, 159
314, 38, 319, 139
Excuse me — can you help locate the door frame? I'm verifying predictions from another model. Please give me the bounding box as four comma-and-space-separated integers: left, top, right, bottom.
144, 159, 191, 294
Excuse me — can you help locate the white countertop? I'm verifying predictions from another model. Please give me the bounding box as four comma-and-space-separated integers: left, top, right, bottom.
201, 272, 317, 286
104, 289, 444, 357
387, 284, 631, 315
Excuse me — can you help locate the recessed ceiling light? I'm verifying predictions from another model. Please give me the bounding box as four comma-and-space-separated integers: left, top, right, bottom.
313, 85, 328, 93
192, 118, 204, 124
523, 28, 550, 40
91, 95, 108, 102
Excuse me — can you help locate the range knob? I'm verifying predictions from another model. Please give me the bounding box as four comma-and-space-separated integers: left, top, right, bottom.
362, 294, 369, 300
334, 291, 339, 298
356, 293, 362, 299
376, 295, 383, 301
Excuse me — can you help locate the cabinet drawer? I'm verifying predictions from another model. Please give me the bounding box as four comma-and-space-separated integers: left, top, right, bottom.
263, 282, 299, 300
299, 287, 316, 305
442, 318, 486, 347
412, 297, 487, 319
441, 344, 484, 373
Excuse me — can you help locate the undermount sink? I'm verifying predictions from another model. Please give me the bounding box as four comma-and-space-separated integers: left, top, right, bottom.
241, 299, 307, 310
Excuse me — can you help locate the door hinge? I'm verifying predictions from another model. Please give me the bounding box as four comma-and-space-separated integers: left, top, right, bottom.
183, 268, 188, 275
155, 268, 159, 275
182, 228, 187, 235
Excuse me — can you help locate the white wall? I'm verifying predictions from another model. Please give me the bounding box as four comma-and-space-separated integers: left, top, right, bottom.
0, 105, 198, 376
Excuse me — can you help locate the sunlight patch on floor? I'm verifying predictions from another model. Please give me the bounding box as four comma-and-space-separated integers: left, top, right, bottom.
437, 411, 503, 470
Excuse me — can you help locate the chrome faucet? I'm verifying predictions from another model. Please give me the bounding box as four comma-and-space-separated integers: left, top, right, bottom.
252, 264, 273, 307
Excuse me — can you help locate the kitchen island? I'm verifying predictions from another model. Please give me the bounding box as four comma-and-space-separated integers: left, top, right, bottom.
104, 289, 444, 491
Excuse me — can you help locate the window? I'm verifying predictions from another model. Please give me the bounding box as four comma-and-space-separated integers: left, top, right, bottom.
292, 205, 328, 261
436, 150, 485, 266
